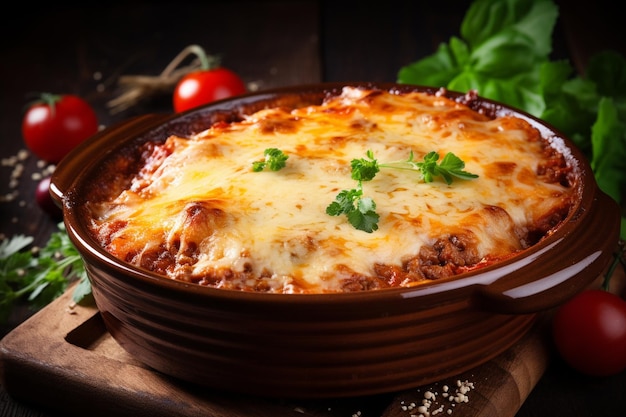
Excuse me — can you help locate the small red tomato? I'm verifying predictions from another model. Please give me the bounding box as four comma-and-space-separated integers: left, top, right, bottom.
173, 67, 246, 113
22, 93, 99, 163
552, 289, 626, 376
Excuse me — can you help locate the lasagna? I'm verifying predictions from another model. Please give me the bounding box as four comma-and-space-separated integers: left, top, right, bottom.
85, 87, 576, 293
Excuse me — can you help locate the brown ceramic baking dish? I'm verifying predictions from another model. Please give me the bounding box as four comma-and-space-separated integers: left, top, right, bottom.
50, 82, 620, 399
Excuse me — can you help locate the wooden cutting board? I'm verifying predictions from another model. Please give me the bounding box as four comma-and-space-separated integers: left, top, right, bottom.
0, 283, 551, 417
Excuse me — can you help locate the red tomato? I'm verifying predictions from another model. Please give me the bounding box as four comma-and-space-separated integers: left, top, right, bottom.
173, 67, 246, 113
552, 289, 626, 376
22, 93, 99, 164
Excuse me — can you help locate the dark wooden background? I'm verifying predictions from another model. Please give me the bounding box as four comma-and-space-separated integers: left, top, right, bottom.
1, 1, 625, 416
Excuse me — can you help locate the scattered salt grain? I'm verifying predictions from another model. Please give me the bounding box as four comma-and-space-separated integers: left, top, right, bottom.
399, 378, 475, 416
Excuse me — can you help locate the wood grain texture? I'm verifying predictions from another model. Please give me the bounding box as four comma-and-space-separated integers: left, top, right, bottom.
382, 319, 550, 417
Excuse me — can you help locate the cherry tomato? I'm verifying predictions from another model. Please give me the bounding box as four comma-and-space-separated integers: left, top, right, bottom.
552, 289, 626, 376
22, 93, 99, 163
35, 176, 62, 219
173, 67, 246, 113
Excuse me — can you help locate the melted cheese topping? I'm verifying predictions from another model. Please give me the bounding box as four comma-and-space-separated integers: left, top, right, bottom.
87, 87, 575, 293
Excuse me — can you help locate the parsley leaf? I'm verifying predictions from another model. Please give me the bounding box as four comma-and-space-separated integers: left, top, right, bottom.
328, 150, 477, 231
0, 234, 33, 257
326, 188, 380, 233
376, 150, 478, 184
350, 149, 380, 181
252, 148, 289, 172
429, 151, 480, 184
0, 223, 91, 324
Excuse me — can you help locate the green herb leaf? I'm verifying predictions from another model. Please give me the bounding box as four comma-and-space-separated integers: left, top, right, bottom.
0, 223, 91, 324
326, 189, 362, 216
460, 0, 557, 57
326, 189, 379, 233
437, 152, 480, 183
328, 150, 477, 231
252, 148, 289, 172
589, 97, 626, 239
398, 0, 558, 113
349, 197, 379, 233
0, 234, 33, 258
350, 150, 380, 182
378, 150, 478, 185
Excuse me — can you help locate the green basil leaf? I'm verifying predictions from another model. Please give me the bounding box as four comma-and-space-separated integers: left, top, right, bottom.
469, 30, 540, 76
461, 0, 557, 57
591, 98, 626, 198
397, 39, 467, 87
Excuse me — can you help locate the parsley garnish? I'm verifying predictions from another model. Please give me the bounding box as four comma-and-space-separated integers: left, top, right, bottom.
252, 148, 289, 172
0, 223, 91, 324
326, 186, 380, 234
326, 150, 478, 232
379, 150, 478, 184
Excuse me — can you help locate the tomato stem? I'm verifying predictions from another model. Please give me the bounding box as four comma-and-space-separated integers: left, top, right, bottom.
23, 93, 61, 117
39, 92, 61, 105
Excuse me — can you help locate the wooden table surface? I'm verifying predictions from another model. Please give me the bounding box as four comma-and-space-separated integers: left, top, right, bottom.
1, 1, 624, 416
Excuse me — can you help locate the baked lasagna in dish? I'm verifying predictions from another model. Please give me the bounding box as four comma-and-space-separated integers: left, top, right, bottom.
85, 87, 576, 293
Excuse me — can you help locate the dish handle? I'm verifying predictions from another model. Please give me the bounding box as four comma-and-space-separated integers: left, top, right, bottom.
473, 190, 621, 315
